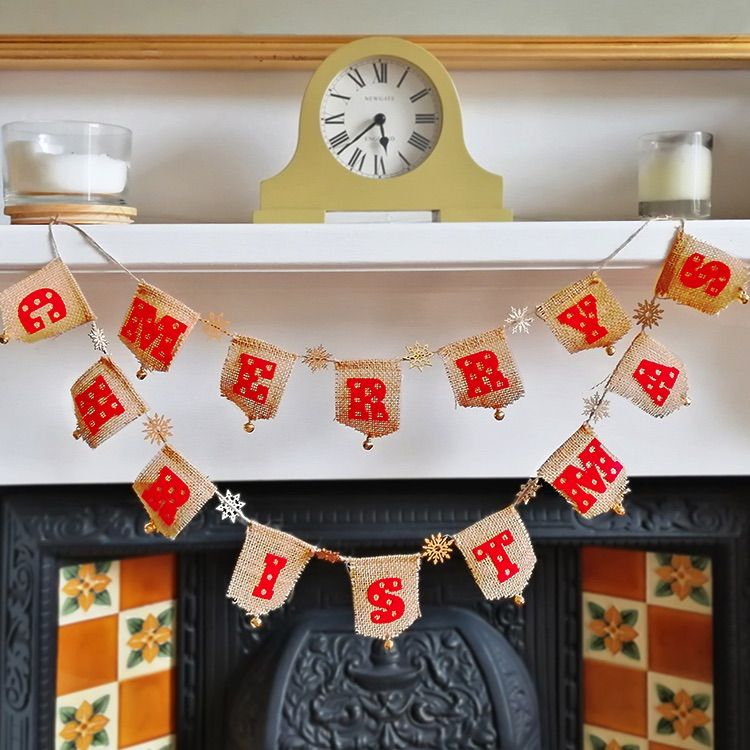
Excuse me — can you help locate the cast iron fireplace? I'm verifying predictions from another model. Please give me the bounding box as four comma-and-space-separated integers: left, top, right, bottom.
1, 477, 748, 749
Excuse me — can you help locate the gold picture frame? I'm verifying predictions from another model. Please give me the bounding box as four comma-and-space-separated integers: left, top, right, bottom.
1, 35, 749, 70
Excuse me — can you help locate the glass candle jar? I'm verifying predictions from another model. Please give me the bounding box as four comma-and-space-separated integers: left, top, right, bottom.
2, 121, 131, 207
638, 131, 713, 219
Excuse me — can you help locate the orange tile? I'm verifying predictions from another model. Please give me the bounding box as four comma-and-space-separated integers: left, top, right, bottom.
650, 744, 679, 750
56, 615, 118, 696
648, 605, 713, 683
119, 669, 175, 747
584, 660, 647, 736
582, 547, 646, 601
120, 554, 177, 610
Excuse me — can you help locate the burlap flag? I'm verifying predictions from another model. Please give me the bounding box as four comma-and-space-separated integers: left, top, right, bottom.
609, 332, 689, 417
220, 335, 297, 430
0, 259, 94, 343
132, 445, 215, 538
347, 554, 421, 640
71, 357, 148, 448
119, 282, 199, 375
227, 522, 315, 619
538, 425, 629, 518
335, 360, 401, 443
453, 506, 536, 601
438, 326, 524, 418
655, 230, 749, 315
536, 274, 631, 354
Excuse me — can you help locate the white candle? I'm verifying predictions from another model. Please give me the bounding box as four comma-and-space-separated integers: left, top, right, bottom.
638, 142, 712, 203
6, 140, 128, 196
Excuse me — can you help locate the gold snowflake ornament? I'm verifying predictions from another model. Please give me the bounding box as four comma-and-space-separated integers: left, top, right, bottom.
142, 413, 173, 445
633, 299, 664, 329
421, 533, 454, 564
303, 345, 332, 372
583, 393, 611, 423
202, 312, 230, 340
404, 342, 433, 372
514, 477, 541, 505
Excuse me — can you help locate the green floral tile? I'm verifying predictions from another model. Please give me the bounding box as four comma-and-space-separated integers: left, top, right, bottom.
118, 600, 176, 681
59, 561, 120, 625
648, 671, 714, 749
55, 682, 118, 750
582, 593, 647, 670
646, 553, 712, 614
583, 724, 646, 750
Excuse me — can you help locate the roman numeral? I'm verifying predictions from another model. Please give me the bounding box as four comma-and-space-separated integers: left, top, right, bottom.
409, 88, 430, 103
398, 151, 411, 167
347, 147, 366, 171
373, 154, 386, 176
329, 131, 349, 150
324, 113, 345, 125
415, 113, 437, 124
407, 132, 431, 151
329, 91, 351, 101
347, 68, 366, 88
373, 61, 387, 83
397, 67, 410, 88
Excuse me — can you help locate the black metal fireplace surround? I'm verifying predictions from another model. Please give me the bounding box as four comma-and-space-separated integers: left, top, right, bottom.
1, 477, 748, 750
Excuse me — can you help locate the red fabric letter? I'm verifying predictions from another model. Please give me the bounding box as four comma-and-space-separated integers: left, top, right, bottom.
455, 350, 510, 398
472, 530, 519, 583
74, 374, 125, 435
251, 552, 288, 600
17, 288, 67, 334
232, 354, 277, 404
120, 297, 188, 367
367, 577, 405, 624
679, 252, 731, 297
346, 378, 389, 422
556, 294, 608, 344
633, 359, 680, 406
142, 466, 191, 525
553, 438, 623, 513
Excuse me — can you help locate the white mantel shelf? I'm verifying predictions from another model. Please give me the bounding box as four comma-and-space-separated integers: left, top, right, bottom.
1, 220, 748, 274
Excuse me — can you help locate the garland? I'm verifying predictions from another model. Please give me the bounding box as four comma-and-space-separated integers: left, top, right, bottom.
0, 219, 747, 648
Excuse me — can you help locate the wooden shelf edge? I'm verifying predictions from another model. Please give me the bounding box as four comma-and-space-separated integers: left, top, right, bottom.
1, 35, 750, 71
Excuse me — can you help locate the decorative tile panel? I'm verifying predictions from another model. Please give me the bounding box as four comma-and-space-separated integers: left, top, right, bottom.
647, 672, 714, 749
583, 724, 648, 750
582, 592, 648, 670
55, 681, 119, 750
59, 561, 120, 625
118, 601, 176, 680
646, 553, 712, 614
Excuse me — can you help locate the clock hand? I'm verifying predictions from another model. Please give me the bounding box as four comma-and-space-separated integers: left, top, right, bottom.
338, 113, 387, 154
378, 123, 389, 154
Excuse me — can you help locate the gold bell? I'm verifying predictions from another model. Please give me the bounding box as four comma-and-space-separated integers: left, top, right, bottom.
363, 435, 374, 451
72, 427, 83, 440
136, 366, 148, 380
738, 289, 749, 305
244, 420, 255, 434
605, 345, 616, 356
144, 520, 157, 535
589, 274, 600, 285
682, 395, 692, 407
613, 502, 626, 516
494, 408, 505, 421
383, 638, 394, 650
0, 330, 9, 344
513, 594, 525, 607
249, 615, 262, 629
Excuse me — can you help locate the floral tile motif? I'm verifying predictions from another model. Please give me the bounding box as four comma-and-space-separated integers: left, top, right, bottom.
118, 600, 176, 681
583, 593, 648, 670
646, 554, 712, 614
121, 734, 175, 750
59, 561, 120, 625
647, 672, 714, 749
583, 724, 647, 750
55, 681, 118, 750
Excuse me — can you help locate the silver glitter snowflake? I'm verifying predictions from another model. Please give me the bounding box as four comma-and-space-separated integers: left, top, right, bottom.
88, 323, 109, 354
505, 306, 534, 335
216, 489, 246, 523
583, 393, 611, 423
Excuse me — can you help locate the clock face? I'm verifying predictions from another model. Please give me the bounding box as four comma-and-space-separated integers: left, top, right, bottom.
319, 55, 443, 179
